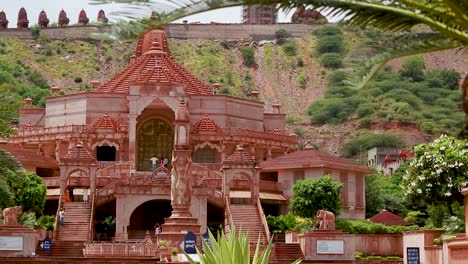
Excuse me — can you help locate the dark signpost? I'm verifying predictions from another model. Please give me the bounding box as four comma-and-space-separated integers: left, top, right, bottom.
407, 247, 420, 264
184, 231, 197, 254
42, 236, 51, 253
202, 232, 211, 252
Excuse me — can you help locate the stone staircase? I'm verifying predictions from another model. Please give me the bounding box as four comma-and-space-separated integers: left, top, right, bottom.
269, 242, 304, 264
229, 204, 268, 246
36, 240, 84, 258
56, 202, 91, 241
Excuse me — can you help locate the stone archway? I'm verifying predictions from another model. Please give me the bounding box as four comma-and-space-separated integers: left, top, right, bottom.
136, 118, 174, 171
128, 199, 172, 239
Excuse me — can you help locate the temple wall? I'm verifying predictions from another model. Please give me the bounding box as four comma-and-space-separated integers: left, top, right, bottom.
277, 168, 365, 220
0, 23, 318, 40
263, 113, 286, 131
189, 95, 264, 130
18, 108, 45, 127
45, 95, 87, 127
86, 94, 128, 125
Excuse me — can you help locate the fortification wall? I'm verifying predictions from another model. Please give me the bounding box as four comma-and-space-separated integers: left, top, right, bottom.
0, 23, 319, 40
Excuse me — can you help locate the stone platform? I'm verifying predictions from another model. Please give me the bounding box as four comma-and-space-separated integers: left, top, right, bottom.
0, 225, 37, 257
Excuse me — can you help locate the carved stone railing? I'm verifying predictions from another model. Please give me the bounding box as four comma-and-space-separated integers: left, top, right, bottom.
192, 127, 298, 145
259, 180, 280, 193
88, 195, 95, 241
224, 196, 233, 239
257, 198, 270, 242
42, 177, 60, 187
83, 241, 159, 257
96, 162, 132, 177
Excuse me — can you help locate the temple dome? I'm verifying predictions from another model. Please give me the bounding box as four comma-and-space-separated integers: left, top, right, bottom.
192, 114, 221, 133
225, 145, 255, 163
0, 10, 9, 29
97, 9, 108, 23
93, 112, 119, 129
38, 10, 49, 28
17, 7, 29, 29
97, 29, 211, 95
58, 9, 70, 27
78, 9, 89, 25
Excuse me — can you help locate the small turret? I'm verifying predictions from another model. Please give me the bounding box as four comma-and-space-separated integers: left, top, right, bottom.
97, 9, 108, 24
58, 9, 70, 27
38, 10, 49, 28
78, 9, 89, 25
17, 7, 29, 29
0, 10, 9, 29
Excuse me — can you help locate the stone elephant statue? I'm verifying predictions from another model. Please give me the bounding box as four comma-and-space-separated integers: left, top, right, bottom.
316, 209, 335, 230
2, 206, 22, 225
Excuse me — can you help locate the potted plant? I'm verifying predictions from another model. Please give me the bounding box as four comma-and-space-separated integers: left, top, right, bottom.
171, 247, 178, 262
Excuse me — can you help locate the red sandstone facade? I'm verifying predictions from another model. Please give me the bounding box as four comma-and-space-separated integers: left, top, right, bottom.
2, 29, 370, 249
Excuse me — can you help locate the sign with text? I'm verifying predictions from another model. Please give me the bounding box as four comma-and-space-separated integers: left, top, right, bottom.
407, 247, 420, 264
41, 237, 52, 253
0, 236, 23, 251
317, 240, 344, 254
184, 231, 197, 254
202, 232, 211, 252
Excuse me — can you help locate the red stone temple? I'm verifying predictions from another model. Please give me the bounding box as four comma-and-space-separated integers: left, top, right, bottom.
0, 10, 9, 29
2, 28, 371, 259
17, 7, 29, 29
78, 9, 90, 25
97, 9, 109, 24
58, 9, 70, 27
38, 10, 50, 28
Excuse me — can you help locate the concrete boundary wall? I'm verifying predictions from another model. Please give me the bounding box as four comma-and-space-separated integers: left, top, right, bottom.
0, 23, 320, 40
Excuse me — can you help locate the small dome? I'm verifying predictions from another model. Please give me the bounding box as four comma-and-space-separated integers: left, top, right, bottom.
58, 9, 70, 27
78, 9, 89, 25
97, 9, 108, 23
17, 7, 29, 29
192, 114, 221, 133
0, 10, 9, 29
38, 10, 49, 28
134, 29, 170, 57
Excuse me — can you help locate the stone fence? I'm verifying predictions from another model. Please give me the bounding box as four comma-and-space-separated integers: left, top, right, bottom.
0, 23, 319, 40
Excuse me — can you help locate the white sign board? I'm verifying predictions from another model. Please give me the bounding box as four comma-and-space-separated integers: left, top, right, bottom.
0, 236, 23, 251
317, 240, 344, 254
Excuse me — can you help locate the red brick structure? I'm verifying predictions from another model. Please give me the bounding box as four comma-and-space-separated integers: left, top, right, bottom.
78, 9, 89, 25
0, 10, 9, 29
17, 7, 28, 29
97, 9, 108, 24
3, 28, 372, 257
38, 10, 49, 28
291, 5, 328, 24
58, 9, 70, 27
242, 5, 277, 24
369, 209, 410, 226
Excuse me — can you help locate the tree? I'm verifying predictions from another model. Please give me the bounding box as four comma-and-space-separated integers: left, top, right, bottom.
290, 176, 342, 218
401, 135, 468, 215
399, 56, 426, 82
91, 0, 468, 137
0, 148, 46, 213
365, 173, 408, 218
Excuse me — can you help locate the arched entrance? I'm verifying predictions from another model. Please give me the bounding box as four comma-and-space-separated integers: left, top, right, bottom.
128, 199, 172, 239
207, 202, 224, 234
137, 118, 174, 171
95, 200, 116, 241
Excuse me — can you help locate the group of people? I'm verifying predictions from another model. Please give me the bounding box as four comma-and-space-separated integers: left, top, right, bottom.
64, 186, 89, 203
150, 155, 169, 171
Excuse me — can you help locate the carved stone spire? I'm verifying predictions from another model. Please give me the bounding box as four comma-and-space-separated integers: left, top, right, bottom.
17, 7, 29, 29
97, 9, 108, 24
0, 10, 9, 29
58, 9, 70, 27
78, 9, 89, 25
38, 10, 49, 28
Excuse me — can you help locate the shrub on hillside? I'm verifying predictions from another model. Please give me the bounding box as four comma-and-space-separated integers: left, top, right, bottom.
27, 70, 49, 88
307, 98, 356, 124
316, 36, 344, 54
282, 40, 297, 56
327, 70, 348, 86
297, 74, 307, 87
399, 55, 426, 81
239, 46, 255, 67
313, 25, 343, 37
325, 86, 353, 98
319, 53, 343, 68
340, 134, 406, 158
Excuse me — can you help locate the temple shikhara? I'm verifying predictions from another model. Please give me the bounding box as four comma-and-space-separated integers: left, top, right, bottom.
1, 28, 372, 259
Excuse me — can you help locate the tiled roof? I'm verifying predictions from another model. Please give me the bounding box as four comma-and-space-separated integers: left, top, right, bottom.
97, 29, 211, 95
369, 209, 410, 226
192, 114, 221, 133
93, 112, 119, 129
63, 143, 95, 161
259, 149, 373, 173
225, 145, 255, 163
0, 143, 58, 168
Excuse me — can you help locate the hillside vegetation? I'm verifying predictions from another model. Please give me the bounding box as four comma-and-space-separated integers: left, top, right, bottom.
0, 25, 466, 158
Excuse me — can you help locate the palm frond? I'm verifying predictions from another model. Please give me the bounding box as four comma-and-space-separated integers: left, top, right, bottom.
344, 32, 462, 89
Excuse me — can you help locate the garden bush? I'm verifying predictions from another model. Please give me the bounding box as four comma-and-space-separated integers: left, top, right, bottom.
239, 46, 255, 67
319, 53, 343, 68
282, 40, 297, 56
316, 36, 344, 54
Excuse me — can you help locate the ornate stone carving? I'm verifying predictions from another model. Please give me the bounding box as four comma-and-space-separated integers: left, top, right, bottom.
316, 209, 335, 230
171, 150, 192, 206
2, 206, 22, 225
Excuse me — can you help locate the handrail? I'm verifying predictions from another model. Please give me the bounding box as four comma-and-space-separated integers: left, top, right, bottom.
54, 192, 63, 239
257, 198, 270, 242
88, 194, 95, 241
224, 196, 234, 238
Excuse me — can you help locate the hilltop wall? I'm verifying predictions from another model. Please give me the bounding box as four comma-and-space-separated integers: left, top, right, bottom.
0, 23, 319, 40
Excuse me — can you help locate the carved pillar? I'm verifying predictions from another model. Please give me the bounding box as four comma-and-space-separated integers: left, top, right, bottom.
266, 147, 272, 160
128, 114, 137, 167
252, 166, 260, 204
115, 196, 128, 240
463, 188, 468, 237
89, 164, 98, 202
171, 149, 192, 217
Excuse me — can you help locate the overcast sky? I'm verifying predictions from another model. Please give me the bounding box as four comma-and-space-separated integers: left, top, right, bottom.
0, 0, 297, 27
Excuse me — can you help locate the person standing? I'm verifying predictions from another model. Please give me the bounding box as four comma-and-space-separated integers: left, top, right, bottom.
68, 186, 74, 202
150, 155, 159, 171
83, 188, 89, 203
163, 157, 169, 168
59, 208, 65, 226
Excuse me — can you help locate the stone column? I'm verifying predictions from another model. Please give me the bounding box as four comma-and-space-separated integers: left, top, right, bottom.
127, 114, 137, 166
463, 188, 468, 237
115, 196, 128, 240
170, 149, 193, 218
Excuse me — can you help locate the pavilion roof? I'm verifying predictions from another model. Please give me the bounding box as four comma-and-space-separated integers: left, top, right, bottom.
62, 143, 95, 162
369, 209, 410, 226
192, 114, 221, 133
93, 112, 119, 129
97, 29, 212, 95
225, 145, 255, 163
259, 148, 373, 173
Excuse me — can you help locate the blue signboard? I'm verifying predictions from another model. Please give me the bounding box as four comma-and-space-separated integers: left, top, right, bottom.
202, 232, 211, 252
42, 237, 52, 253
184, 231, 197, 254
407, 247, 420, 264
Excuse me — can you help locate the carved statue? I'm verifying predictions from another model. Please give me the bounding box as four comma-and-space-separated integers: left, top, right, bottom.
2, 206, 22, 225
316, 209, 335, 230
171, 151, 192, 205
